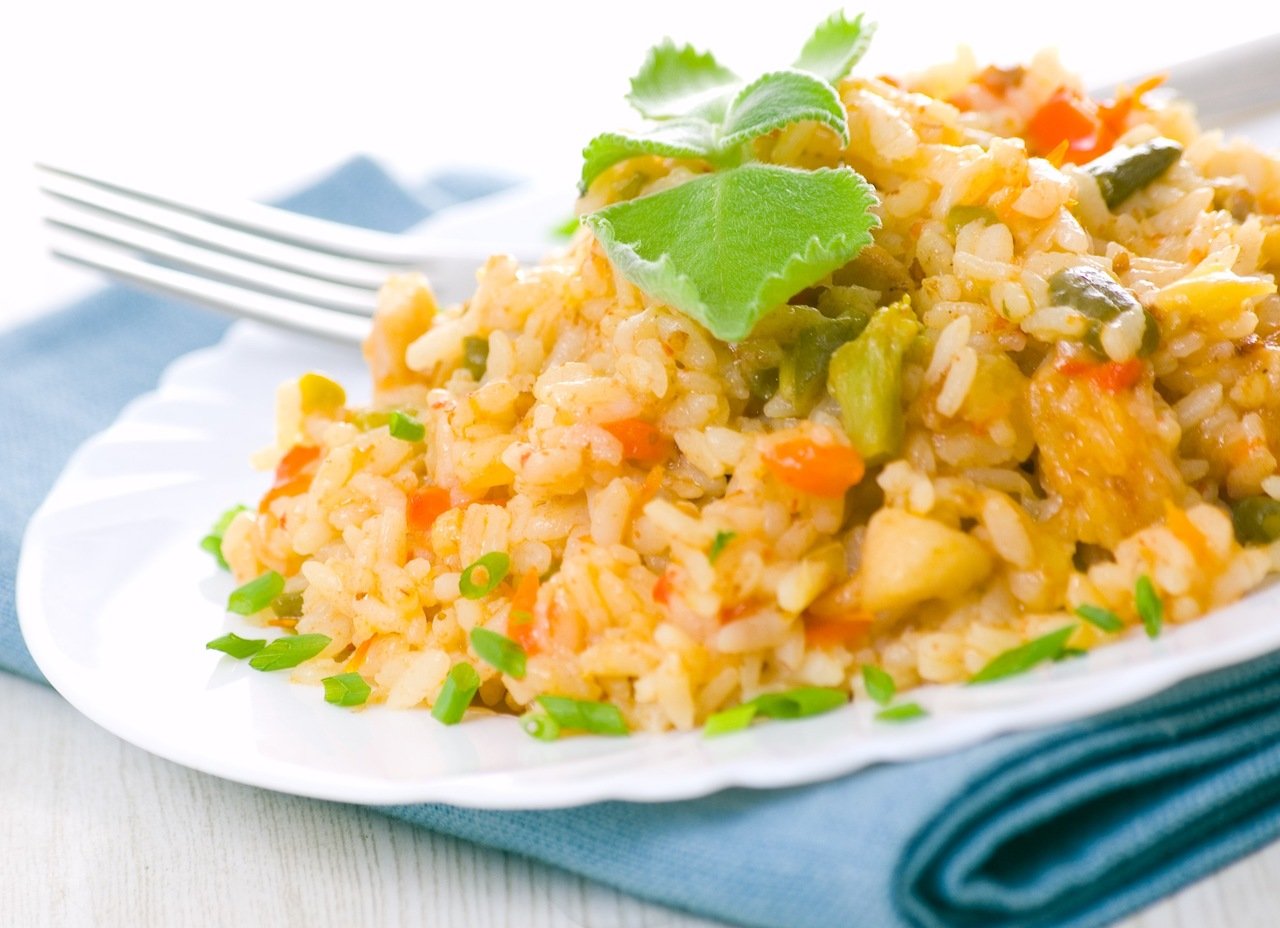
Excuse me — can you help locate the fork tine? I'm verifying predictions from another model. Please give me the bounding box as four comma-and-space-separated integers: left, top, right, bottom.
38, 169, 397, 291
48, 230, 370, 343
45, 200, 378, 316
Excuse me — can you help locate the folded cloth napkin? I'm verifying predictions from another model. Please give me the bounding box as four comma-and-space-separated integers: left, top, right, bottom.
7, 157, 1280, 928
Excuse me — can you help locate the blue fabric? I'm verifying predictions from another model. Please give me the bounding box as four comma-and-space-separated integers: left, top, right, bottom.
6, 157, 1280, 928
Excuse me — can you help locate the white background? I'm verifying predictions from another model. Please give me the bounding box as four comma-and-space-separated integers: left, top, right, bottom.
5, 1, 1280, 925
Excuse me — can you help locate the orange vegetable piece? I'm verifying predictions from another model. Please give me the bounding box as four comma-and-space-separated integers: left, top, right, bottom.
652, 569, 674, 605
1054, 356, 1144, 392
407, 487, 452, 532
762, 437, 865, 498
1026, 88, 1115, 164
259, 444, 321, 511
804, 617, 873, 650
603, 418, 674, 465
508, 567, 542, 655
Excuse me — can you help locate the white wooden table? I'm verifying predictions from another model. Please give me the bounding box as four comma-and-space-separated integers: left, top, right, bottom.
5, 2, 1280, 925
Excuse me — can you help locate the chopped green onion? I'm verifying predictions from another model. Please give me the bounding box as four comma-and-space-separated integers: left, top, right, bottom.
432, 663, 481, 725
551, 215, 581, 239
708, 530, 736, 564
298, 372, 346, 413
969, 625, 1076, 685
1074, 603, 1124, 633
248, 633, 331, 671
749, 686, 847, 719
227, 571, 285, 615
469, 627, 527, 679
703, 703, 759, 737
322, 672, 371, 707
861, 665, 896, 706
535, 695, 630, 736
462, 336, 490, 380
387, 410, 426, 442
876, 702, 926, 723
270, 591, 305, 618
199, 504, 247, 571
1135, 574, 1163, 638
205, 632, 266, 660
1057, 647, 1088, 661
521, 711, 562, 741
459, 552, 511, 599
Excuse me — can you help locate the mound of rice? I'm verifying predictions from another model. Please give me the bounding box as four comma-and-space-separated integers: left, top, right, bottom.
221, 49, 1280, 731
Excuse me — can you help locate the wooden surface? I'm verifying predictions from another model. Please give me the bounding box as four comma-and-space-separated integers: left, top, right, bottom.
3, 670, 1279, 928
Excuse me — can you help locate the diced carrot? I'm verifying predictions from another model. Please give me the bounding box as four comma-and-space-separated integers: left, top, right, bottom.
1089, 359, 1143, 392
344, 637, 374, 672
804, 617, 873, 650
407, 486, 452, 532
603, 418, 674, 465
1098, 73, 1167, 137
762, 437, 865, 498
1025, 88, 1115, 164
652, 569, 674, 605
259, 444, 321, 511
508, 567, 542, 654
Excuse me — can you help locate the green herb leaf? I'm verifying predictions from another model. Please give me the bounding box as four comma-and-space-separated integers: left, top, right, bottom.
1074, 603, 1124, 633
536, 695, 630, 736
580, 118, 717, 191
227, 570, 285, 616
626, 39, 738, 121
875, 701, 926, 723
703, 703, 759, 737
200, 504, 248, 571
433, 662, 480, 725
205, 632, 266, 660
469, 627, 527, 679
861, 665, 896, 706
749, 686, 847, 719
718, 69, 849, 151
459, 552, 511, 599
708, 530, 737, 564
387, 410, 425, 442
1135, 574, 1164, 638
520, 711, 562, 741
969, 625, 1076, 684
792, 11, 876, 83
322, 672, 371, 707
586, 164, 879, 341
248, 633, 331, 671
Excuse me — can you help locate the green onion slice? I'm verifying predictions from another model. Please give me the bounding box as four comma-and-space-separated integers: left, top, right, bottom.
520, 711, 562, 741
708, 530, 736, 564
876, 702, 927, 723
469, 627, 527, 679
322, 672, 371, 707
703, 703, 759, 737
1074, 603, 1124, 633
270, 591, 305, 618
535, 695, 630, 736
969, 625, 1076, 685
227, 570, 285, 615
861, 665, 896, 706
387, 410, 426, 442
432, 662, 481, 725
459, 552, 511, 599
749, 686, 847, 719
205, 632, 266, 660
248, 633, 331, 671
1135, 574, 1163, 638
200, 504, 247, 571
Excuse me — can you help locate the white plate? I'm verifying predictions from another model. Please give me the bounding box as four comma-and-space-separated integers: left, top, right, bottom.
17, 164, 1280, 810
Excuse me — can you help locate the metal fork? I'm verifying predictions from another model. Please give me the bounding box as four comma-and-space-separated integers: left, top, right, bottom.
36, 162, 550, 342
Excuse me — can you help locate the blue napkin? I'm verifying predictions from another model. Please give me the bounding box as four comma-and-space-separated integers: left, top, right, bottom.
7, 157, 1280, 928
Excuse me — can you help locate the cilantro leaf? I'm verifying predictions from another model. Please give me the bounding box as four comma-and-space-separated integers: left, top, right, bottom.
720, 69, 850, 150
627, 39, 739, 121
580, 118, 717, 192
585, 164, 880, 341
793, 11, 877, 84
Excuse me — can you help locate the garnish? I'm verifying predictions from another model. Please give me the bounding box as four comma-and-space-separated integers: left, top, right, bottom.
535, 695, 630, 736
322, 672, 371, 708
861, 665, 896, 706
520, 711, 562, 741
469, 627, 528, 679
387, 410, 426, 442
551, 215, 581, 239
205, 633, 266, 660
748, 686, 847, 719
227, 571, 285, 616
433, 662, 480, 725
461, 335, 489, 380
581, 13, 881, 343
875, 702, 926, 723
248, 633, 332, 671
703, 703, 759, 737
969, 625, 1077, 684
1135, 574, 1163, 638
708, 530, 737, 564
1074, 603, 1124, 633
459, 552, 511, 599
199, 504, 247, 571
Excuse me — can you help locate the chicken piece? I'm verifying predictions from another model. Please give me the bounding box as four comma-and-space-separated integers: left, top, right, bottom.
363, 273, 437, 392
